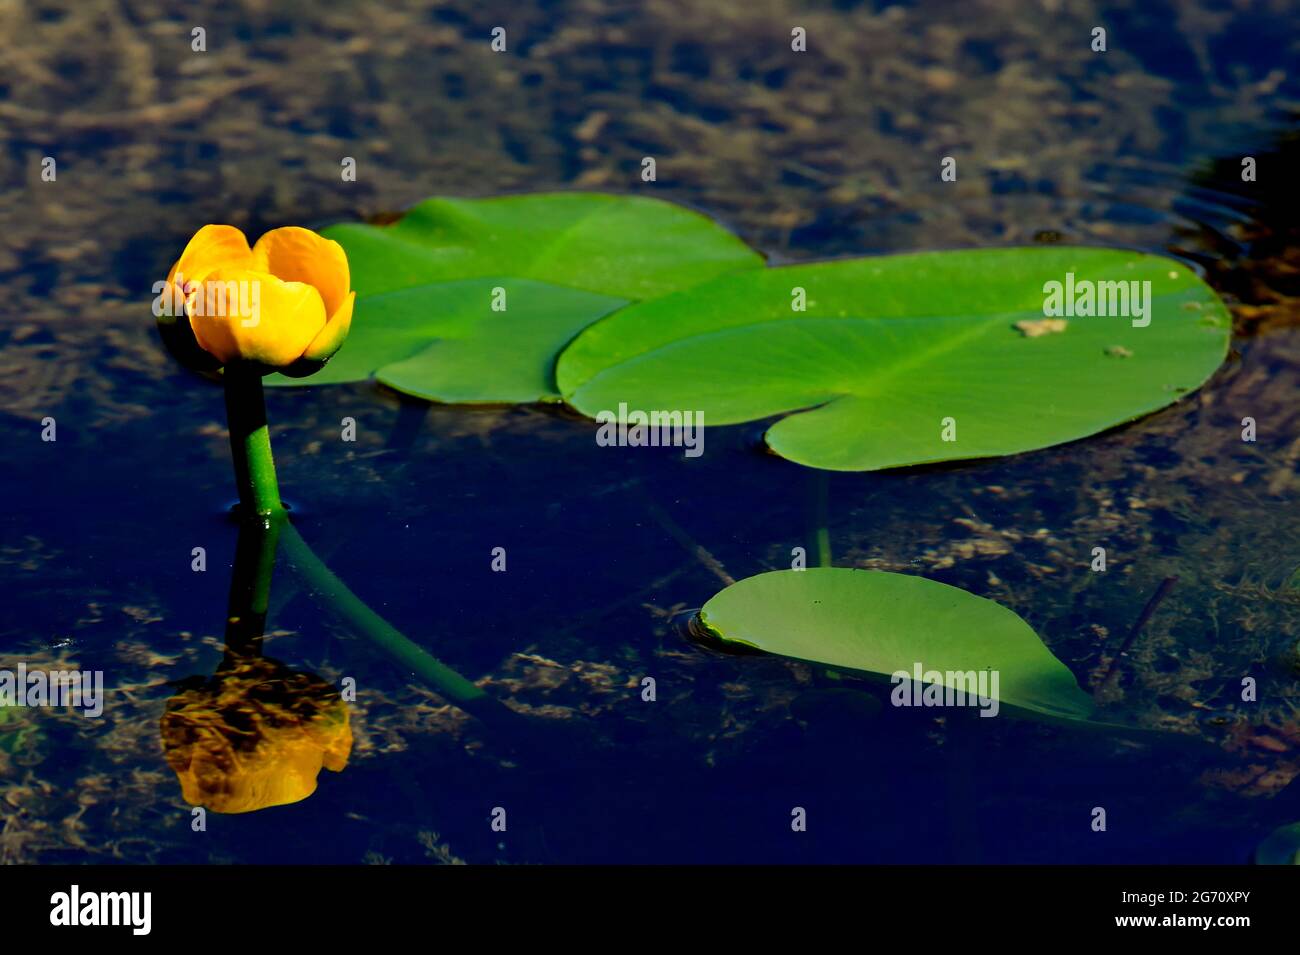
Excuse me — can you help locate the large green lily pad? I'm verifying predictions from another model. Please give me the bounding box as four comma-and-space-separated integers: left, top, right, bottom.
697, 568, 1096, 721
557, 248, 1231, 470
291, 277, 624, 403
268, 192, 763, 398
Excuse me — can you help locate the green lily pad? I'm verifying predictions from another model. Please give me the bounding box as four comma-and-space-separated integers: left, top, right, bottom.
268, 192, 763, 399
697, 568, 1096, 721
557, 248, 1231, 470
0, 704, 44, 755
1255, 822, 1300, 864
327, 192, 764, 300
286, 277, 625, 402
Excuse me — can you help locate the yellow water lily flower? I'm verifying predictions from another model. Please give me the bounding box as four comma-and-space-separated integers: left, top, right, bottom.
157, 224, 354, 378
161, 656, 352, 814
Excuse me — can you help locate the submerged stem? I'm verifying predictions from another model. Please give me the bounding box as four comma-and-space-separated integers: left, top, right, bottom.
279, 522, 489, 707
1097, 576, 1179, 693
810, 471, 831, 568
634, 483, 734, 587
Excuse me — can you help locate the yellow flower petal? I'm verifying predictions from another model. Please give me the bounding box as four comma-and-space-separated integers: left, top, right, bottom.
166, 224, 253, 290
302, 289, 354, 363
251, 226, 351, 318
278, 291, 355, 378
188, 268, 326, 368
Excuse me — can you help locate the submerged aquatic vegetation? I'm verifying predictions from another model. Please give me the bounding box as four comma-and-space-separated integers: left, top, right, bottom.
0, 705, 43, 757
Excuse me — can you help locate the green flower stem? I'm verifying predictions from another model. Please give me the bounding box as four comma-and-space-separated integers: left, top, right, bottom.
223, 366, 284, 520
279, 521, 489, 707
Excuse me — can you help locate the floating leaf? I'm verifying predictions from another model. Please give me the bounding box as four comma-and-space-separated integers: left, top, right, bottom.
268, 193, 763, 399
324, 192, 764, 300
1255, 822, 1300, 864
280, 277, 625, 402
558, 248, 1231, 470
697, 568, 1096, 721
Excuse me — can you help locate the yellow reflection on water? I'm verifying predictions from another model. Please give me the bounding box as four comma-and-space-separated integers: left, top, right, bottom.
161, 655, 350, 814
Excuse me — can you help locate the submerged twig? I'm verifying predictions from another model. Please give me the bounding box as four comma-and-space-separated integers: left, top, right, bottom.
633, 484, 735, 587
809, 470, 831, 568
1096, 575, 1179, 693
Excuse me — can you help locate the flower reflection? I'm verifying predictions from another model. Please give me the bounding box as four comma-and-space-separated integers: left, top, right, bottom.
161, 654, 351, 814
161, 513, 350, 814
